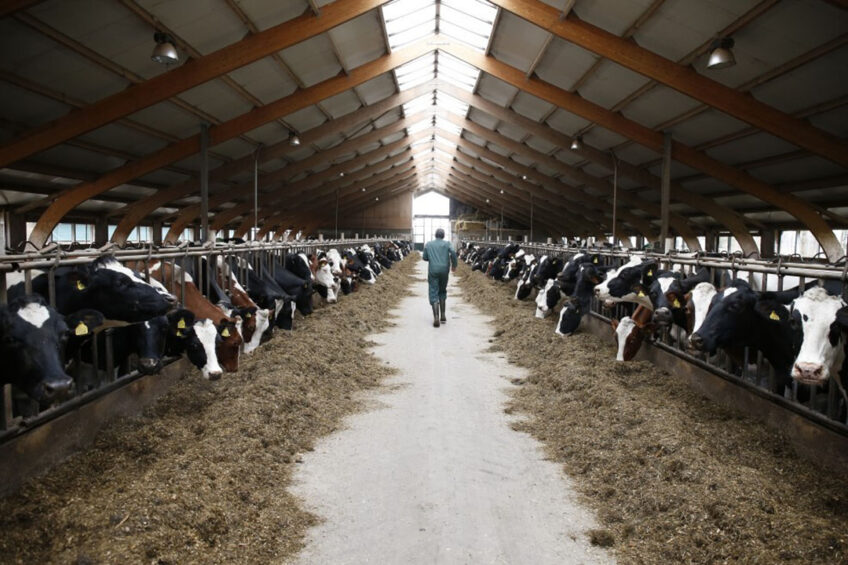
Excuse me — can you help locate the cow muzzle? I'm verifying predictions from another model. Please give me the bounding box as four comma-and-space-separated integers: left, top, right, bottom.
41, 376, 74, 403
688, 333, 705, 351
792, 362, 828, 386
653, 307, 672, 325
138, 357, 162, 375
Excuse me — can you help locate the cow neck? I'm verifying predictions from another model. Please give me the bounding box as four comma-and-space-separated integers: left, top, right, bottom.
631, 305, 653, 328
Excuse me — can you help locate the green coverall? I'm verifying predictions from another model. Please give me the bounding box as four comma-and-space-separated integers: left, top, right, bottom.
422, 238, 458, 305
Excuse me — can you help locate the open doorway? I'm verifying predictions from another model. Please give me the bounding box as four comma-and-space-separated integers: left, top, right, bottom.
413, 192, 451, 249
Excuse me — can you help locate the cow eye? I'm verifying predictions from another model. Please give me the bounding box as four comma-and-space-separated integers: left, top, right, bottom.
802, 314, 809, 322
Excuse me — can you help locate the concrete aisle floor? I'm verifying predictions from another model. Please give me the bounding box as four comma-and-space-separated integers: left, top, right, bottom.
289, 259, 613, 565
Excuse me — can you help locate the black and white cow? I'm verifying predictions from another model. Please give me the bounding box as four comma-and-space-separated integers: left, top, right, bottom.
593, 257, 656, 309
8, 256, 176, 322
0, 295, 102, 405
514, 254, 538, 300
556, 263, 611, 336
688, 280, 804, 394
789, 285, 847, 388
271, 262, 314, 316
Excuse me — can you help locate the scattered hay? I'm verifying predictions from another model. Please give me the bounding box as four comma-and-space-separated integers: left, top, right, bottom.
457, 263, 848, 565
0, 255, 418, 565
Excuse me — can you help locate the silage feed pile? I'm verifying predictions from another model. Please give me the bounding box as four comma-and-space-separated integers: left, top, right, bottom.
0, 254, 418, 565
457, 263, 848, 565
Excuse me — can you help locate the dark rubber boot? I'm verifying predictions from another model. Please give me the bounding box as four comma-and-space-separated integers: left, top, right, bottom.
432, 302, 440, 327
439, 299, 446, 323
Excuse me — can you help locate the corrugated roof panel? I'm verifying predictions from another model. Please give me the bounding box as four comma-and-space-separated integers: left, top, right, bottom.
356, 74, 399, 104
578, 60, 651, 110
633, 0, 760, 62
533, 38, 598, 92
488, 11, 550, 73
524, 135, 556, 155
283, 105, 328, 133
667, 108, 748, 147
320, 90, 363, 119
750, 155, 844, 186
327, 12, 386, 70
466, 108, 499, 130
495, 122, 527, 142
808, 105, 848, 139
574, 0, 661, 36
0, 82, 71, 128
226, 0, 308, 32
510, 91, 555, 122
279, 34, 343, 87
582, 127, 628, 151
545, 108, 591, 136
244, 121, 290, 145
612, 143, 661, 168
210, 137, 256, 161
137, 0, 246, 55
621, 85, 701, 130
179, 80, 254, 122
36, 143, 125, 174
705, 131, 797, 166
751, 46, 848, 115
227, 57, 298, 105
475, 73, 519, 106
77, 122, 166, 157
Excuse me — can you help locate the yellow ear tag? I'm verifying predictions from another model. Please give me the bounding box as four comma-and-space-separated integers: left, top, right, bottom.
647, 270, 653, 277
175, 330, 184, 337
74, 322, 88, 336
593, 257, 598, 264
221, 328, 230, 337
638, 290, 645, 297
673, 298, 681, 308
769, 311, 780, 321
76, 280, 86, 291
177, 318, 186, 329
245, 313, 252, 318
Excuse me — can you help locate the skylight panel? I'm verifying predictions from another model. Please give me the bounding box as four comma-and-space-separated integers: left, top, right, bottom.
439, 21, 488, 51
407, 119, 433, 135
386, 3, 435, 35
403, 95, 435, 117
442, 0, 497, 23
395, 53, 434, 77
383, 0, 433, 21
389, 22, 436, 50
435, 117, 462, 137
436, 91, 470, 116
439, 4, 494, 37
398, 69, 435, 90
435, 147, 455, 161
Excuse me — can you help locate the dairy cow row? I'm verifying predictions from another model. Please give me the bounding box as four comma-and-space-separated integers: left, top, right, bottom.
461, 242, 847, 419
0, 241, 411, 415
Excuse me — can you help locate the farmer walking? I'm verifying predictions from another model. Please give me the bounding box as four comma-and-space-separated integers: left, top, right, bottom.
422, 228, 458, 328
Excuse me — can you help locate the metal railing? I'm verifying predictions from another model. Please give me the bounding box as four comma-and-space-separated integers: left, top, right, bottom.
0, 237, 392, 442
464, 239, 848, 435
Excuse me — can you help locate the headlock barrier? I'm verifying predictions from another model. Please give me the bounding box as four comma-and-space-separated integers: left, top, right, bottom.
463, 239, 848, 439
0, 238, 393, 444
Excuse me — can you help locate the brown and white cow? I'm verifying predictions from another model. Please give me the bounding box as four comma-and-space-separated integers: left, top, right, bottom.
611, 305, 654, 362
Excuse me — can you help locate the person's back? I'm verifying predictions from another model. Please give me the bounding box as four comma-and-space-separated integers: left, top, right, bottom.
422, 229, 457, 328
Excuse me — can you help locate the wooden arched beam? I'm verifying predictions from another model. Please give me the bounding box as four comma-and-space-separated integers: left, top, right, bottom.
250, 160, 423, 235
437, 113, 698, 249
28, 36, 434, 249
438, 83, 760, 256
435, 128, 667, 246
156, 110, 434, 244
226, 132, 431, 231
111, 81, 438, 243
443, 175, 611, 242
0, 0, 387, 167
433, 155, 600, 236
440, 41, 843, 261
490, 0, 848, 169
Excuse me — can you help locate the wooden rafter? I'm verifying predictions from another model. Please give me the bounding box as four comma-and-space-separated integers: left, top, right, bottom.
28, 37, 435, 249
489, 0, 847, 169
0, 0, 387, 168
440, 40, 842, 260
437, 83, 760, 256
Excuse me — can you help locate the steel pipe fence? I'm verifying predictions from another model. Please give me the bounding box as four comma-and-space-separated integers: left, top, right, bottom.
0, 238, 391, 442
463, 239, 848, 436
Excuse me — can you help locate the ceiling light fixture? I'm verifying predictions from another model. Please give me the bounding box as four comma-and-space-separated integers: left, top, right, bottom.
339, 172, 345, 178
707, 38, 736, 69
500, 189, 504, 194
151, 32, 179, 65
375, 197, 379, 201
570, 136, 582, 151
361, 187, 366, 192
521, 174, 528, 180
289, 131, 301, 146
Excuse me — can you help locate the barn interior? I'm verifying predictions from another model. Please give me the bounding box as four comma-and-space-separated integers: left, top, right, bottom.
0, 0, 845, 257
1, 1, 847, 563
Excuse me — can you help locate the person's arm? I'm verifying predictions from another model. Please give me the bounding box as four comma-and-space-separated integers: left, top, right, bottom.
449, 244, 458, 272
422, 243, 429, 262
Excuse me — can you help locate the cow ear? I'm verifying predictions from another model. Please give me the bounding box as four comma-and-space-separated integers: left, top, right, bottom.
64, 309, 104, 336
610, 319, 619, 330
754, 300, 786, 323
836, 307, 848, 331
66, 270, 90, 291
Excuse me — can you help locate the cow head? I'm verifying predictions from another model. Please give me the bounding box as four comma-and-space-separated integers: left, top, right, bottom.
790, 287, 846, 386
555, 299, 583, 336
314, 262, 339, 303
216, 318, 243, 373
64, 257, 176, 322
611, 306, 654, 361
190, 319, 223, 380
535, 279, 561, 319
239, 307, 270, 355
0, 295, 91, 405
